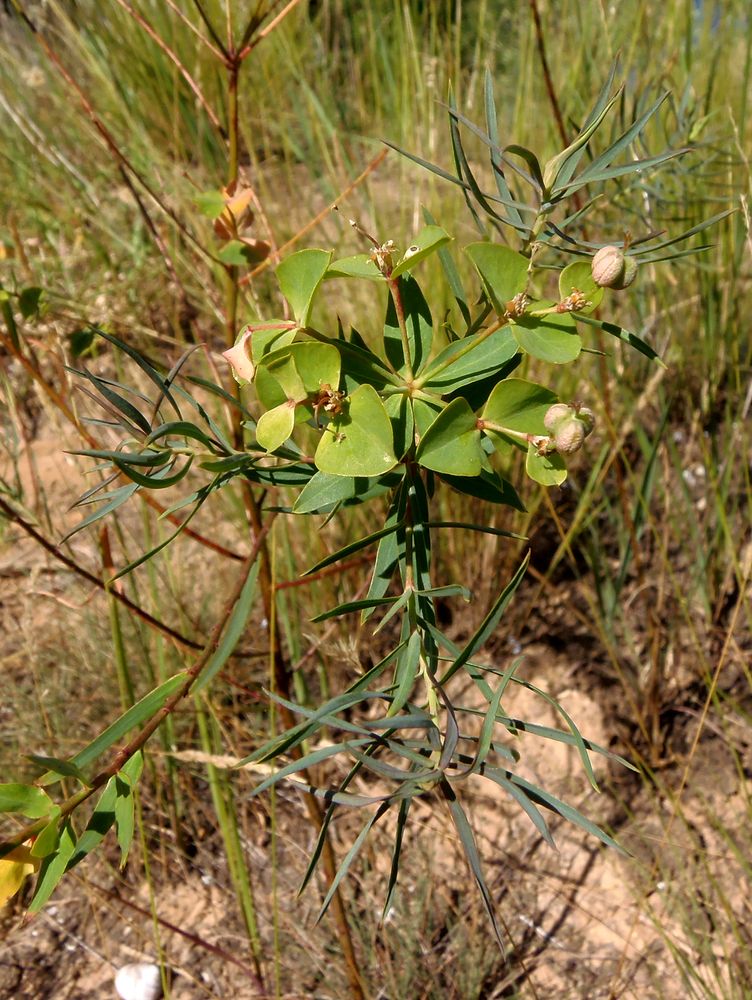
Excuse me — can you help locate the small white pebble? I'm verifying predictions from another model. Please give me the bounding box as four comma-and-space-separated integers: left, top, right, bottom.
682, 468, 697, 488
114, 963, 163, 1000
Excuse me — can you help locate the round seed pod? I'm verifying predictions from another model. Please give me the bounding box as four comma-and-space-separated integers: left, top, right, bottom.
543, 403, 572, 431
114, 963, 163, 1000
618, 255, 639, 289
591, 245, 638, 290
553, 419, 586, 455
576, 406, 596, 436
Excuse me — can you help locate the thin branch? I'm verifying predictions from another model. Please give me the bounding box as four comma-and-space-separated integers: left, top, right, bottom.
528, 0, 569, 149
0, 496, 203, 651
117, 166, 182, 292
1, 526, 273, 853
238, 0, 305, 60
163, 0, 227, 62
189, 0, 229, 59
237, 0, 269, 53
13, 5, 215, 263
274, 555, 372, 590
90, 881, 268, 993
113, 0, 225, 135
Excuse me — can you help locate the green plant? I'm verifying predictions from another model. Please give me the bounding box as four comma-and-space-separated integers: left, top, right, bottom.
0, 61, 729, 967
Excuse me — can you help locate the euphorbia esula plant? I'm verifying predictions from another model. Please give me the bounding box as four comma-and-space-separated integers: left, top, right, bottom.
0, 67, 728, 945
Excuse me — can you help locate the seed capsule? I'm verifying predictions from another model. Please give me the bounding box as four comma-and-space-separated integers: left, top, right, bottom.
543, 403, 572, 432
553, 419, 586, 454
543, 403, 595, 455
591, 245, 638, 290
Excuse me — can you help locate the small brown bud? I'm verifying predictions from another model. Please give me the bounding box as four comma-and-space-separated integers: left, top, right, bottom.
369, 240, 397, 275
556, 288, 590, 313
504, 292, 529, 319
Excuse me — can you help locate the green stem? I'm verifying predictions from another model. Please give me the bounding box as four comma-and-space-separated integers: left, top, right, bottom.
387, 276, 413, 378
195, 695, 264, 977
225, 60, 241, 351
479, 419, 546, 445
413, 318, 503, 389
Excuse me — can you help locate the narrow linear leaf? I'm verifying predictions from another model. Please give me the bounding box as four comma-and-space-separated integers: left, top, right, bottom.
311, 595, 399, 623
316, 803, 390, 923
277, 248, 332, 325
484, 69, 523, 228
441, 781, 505, 952
383, 797, 411, 920
78, 366, 151, 434
574, 312, 664, 366
37, 674, 187, 784
94, 330, 181, 418
388, 631, 422, 717
66, 778, 118, 870
28, 820, 76, 913
440, 553, 530, 684
27, 756, 89, 786
501, 770, 627, 854
194, 561, 259, 692
482, 767, 555, 847
303, 519, 403, 576
249, 740, 370, 798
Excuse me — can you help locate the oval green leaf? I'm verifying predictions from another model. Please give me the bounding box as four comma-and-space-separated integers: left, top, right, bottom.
482, 377, 557, 435
277, 248, 332, 325
256, 400, 296, 453
315, 384, 397, 477
0, 784, 54, 818
526, 444, 567, 486
416, 398, 483, 477
391, 225, 452, 278
558, 261, 603, 314
511, 312, 581, 364
288, 342, 341, 394
465, 243, 529, 313
422, 327, 518, 395
326, 254, 384, 281
294, 471, 360, 514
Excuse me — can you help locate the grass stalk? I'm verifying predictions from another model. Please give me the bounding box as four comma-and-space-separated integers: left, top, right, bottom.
194, 693, 265, 981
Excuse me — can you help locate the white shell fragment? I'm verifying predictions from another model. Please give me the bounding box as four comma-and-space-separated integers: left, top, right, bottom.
114, 963, 163, 1000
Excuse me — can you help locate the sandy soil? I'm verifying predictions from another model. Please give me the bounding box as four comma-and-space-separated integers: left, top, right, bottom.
1, 416, 750, 1000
